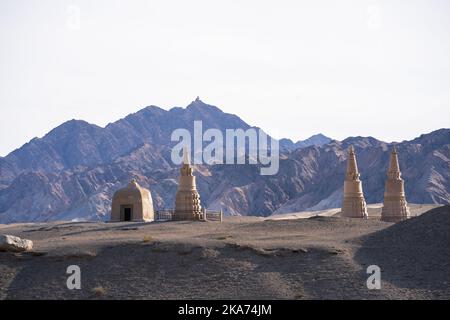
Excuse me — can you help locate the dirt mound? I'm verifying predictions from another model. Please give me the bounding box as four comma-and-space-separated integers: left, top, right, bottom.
354, 206, 450, 296
2, 213, 449, 300
366, 205, 450, 246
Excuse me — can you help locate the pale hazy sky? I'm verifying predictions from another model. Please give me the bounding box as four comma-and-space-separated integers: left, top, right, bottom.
1, 0, 450, 156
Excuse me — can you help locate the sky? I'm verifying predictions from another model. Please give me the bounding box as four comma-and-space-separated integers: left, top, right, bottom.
1, 0, 450, 156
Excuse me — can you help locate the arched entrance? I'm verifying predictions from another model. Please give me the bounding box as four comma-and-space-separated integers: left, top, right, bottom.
121, 205, 133, 221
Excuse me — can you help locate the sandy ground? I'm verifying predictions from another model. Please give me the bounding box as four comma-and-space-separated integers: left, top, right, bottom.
0, 204, 448, 300
268, 203, 440, 220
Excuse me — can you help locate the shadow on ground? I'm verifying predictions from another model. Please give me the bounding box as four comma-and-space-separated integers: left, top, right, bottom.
1, 241, 383, 300
354, 206, 450, 297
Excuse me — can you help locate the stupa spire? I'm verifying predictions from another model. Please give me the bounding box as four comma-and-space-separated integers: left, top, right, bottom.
387, 145, 400, 178
341, 145, 368, 219
183, 146, 191, 166
381, 147, 410, 222
345, 145, 360, 181
173, 146, 203, 221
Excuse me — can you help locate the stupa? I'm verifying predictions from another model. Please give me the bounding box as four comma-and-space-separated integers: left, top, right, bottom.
173, 148, 203, 221
341, 145, 368, 219
381, 146, 411, 222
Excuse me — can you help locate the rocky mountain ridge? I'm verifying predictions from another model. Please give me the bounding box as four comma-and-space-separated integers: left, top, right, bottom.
0, 99, 448, 223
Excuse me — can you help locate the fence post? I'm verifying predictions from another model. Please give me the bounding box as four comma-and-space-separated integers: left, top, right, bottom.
220, 210, 223, 222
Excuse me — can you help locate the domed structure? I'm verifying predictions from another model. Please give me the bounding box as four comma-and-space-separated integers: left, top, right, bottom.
110, 179, 154, 222
341, 145, 368, 219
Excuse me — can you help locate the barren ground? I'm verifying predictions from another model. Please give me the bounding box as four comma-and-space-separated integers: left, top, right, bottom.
0, 204, 449, 300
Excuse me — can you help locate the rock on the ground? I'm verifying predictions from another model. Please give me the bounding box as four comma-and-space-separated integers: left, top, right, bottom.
0, 234, 33, 252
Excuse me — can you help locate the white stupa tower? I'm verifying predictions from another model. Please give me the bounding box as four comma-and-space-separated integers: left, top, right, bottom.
381, 146, 411, 222
341, 145, 368, 219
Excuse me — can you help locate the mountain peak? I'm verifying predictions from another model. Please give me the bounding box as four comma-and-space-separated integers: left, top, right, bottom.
186, 97, 222, 113
138, 105, 166, 117
294, 133, 332, 149
188, 96, 207, 107
309, 133, 328, 139
46, 119, 99, 137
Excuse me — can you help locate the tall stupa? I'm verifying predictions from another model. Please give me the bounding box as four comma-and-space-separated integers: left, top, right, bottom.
173, 148, 203, 221
341, 145, 368, 219
381, 146, 411, 222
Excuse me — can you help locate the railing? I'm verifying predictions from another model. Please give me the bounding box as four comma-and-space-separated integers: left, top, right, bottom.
155, 209, 174, 221
155, 209, 222, 222
204, 209, 223, 222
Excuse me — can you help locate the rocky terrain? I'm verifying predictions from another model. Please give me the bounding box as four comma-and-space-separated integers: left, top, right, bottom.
0, 205, 448, 300
0, 98, 449, 223
280, 134, 332, 151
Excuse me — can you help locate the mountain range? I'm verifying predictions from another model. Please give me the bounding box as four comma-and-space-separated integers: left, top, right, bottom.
0, 98, 449, 223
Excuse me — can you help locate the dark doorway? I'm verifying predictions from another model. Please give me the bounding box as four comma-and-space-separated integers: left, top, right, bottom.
124, 207, 132, 221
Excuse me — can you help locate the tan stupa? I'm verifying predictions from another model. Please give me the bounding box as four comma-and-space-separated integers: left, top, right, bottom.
381, 146, 411, 222
173, 149, 203, 221
341, 145, 368, 219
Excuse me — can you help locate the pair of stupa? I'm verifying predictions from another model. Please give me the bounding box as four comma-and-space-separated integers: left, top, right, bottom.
110, 149, 203, 222
341, 145, 410, 222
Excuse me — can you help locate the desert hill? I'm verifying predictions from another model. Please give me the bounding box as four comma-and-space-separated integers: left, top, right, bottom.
0, 205, 448, 300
